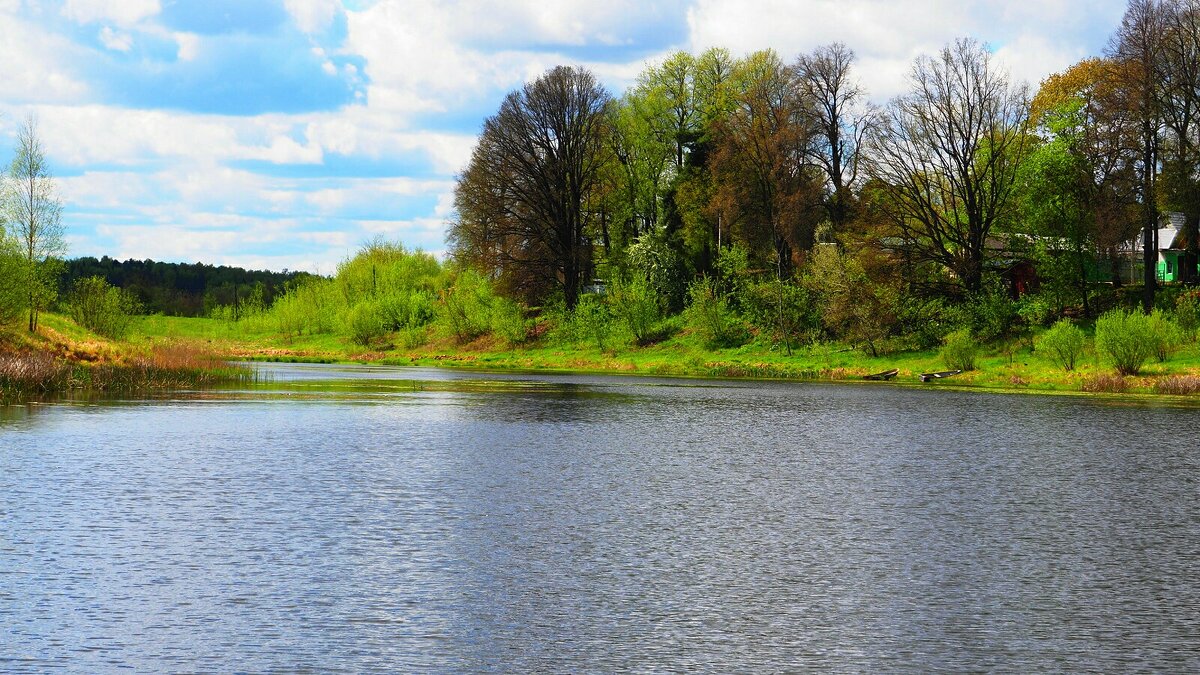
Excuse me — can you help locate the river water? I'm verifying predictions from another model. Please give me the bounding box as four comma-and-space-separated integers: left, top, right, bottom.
2, 363, 1199, 672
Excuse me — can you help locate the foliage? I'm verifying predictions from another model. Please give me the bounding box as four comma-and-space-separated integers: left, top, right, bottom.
450, 65, 613, 308
2, 116, 65, 332
1145, 310, 1180, 362
1094, 309, 1156, 375
1036, 319, 1086, 371
69, 276, 141, 339
941, 328, 979, 371
347, 301, 387, 346
624, 235, 685, 311
565, 294, 614, 351
64, 256, 305, 318
272, 277, 341, 336
437, 269, 499, 344
803, 244, 898, 355
0, 234, 28, 324
683, 277, 747, 348
608, 274, 665, 346
1175, 289, 1200, 340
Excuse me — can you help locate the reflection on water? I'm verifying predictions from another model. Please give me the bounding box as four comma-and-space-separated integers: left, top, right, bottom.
2, 363, 1200, 671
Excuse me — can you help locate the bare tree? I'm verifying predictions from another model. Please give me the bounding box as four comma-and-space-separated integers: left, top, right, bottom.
1109, 0, 1167, 310
2, 115, 64, 331
794, 42, 874, 237
450, 66, 612, 309
867, 38, 1030, 294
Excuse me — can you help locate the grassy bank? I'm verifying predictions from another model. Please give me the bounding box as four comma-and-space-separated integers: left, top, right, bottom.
127, 314, 1200, 398
0, 314, 254, 400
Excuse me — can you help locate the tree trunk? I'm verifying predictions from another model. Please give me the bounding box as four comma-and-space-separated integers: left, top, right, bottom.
1143, 222, 1157, 313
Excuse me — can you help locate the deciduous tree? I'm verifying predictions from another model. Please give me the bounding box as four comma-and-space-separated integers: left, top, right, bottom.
867, 38, 1030, 294
450, 66, 613, 309
2, 116, 64, 332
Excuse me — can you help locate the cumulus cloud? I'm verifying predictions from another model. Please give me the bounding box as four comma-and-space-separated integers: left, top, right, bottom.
685, 0, 1127, 100
284, 0, 341, 34
61, 0, 160, 26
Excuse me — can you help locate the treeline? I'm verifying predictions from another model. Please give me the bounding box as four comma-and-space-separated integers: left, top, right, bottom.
436, 0, 1200, 355
61, 257, 309, 317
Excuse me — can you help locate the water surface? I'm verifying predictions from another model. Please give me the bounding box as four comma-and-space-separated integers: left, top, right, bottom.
3, 363, 1199, 671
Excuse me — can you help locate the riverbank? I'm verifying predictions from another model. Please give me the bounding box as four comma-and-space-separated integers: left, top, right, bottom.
0, 314, 254, 400
127, 314, 1200, 398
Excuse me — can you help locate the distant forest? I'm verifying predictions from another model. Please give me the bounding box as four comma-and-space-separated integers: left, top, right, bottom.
61, 257, 309, 317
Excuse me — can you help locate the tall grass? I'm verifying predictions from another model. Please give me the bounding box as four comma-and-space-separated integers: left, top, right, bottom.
0, 345, 253, 400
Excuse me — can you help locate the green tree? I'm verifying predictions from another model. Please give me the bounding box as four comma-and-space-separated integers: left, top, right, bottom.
2, 116, 65, 332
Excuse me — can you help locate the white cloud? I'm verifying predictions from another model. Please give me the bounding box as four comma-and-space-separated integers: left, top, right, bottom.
98, 25, 132, 51
61, 0, 159, 26
284, 0, 341, 34
685, 0, 1126, 101
0, 14, 89, 102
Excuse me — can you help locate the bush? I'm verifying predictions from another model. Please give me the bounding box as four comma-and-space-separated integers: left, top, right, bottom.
347, 302, 386, 346
69, 276, 140, 339
739, 279, 819, 346
566, 294, 614, 350
1176, 289, 1200, 341
1146, 310, 1180, 362
683, 277, 747, 349
1095, 309, 1156, 375
437, 270, 495, 343
608, 274, 663, 346
1037, 319, 1086, 371
941, 328, 979, 371
490, 297, 529, 346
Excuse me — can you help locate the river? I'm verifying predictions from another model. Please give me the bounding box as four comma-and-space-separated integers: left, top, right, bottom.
2, 363, 1199, 671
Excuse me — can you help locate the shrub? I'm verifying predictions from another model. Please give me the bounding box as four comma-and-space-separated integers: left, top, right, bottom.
69, 276, 141, 339
1146, 310, 1180, 362
941, 328, 979, 371
490, 297, 529, 346
683, 277, 747, 349
1037, 319, 1086, 371
568, 294, 614, 350
963, 289, 1021, 342
437, 270, 495, 343
802, 245, 899, 356
739, 279, 819, 346
347, 302, 386, 346
608, 274, 663, 346
1176, 289, 1200, 340
1094, 309, 1155, 375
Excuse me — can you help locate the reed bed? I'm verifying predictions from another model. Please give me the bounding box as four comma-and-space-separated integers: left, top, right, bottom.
1, 344, 253, 400
1081, 373, 1129, 394
1152, 375, 1200, 395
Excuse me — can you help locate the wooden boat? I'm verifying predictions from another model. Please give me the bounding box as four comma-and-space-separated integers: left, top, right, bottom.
919, 369, 962, 382
863, 368, 899, 381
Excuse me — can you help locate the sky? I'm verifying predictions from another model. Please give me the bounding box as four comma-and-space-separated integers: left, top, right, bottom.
0, 0, 1130, 273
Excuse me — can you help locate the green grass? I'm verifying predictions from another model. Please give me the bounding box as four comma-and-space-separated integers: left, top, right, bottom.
117, 313, 1200, 398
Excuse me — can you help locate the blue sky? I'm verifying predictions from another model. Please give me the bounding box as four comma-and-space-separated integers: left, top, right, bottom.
0, 0, 1127, 273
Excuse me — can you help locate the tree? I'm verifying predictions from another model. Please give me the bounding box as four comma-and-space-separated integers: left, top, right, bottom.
450, 66, 613, 309
709, 50, 821, 275
867, 38, 1030, 294
795, 43, 874, 237
1019, 57, 1140, 316
2, 116, 65, 332
1108, 0, 1167, 311
1157, 0, 1200, 282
